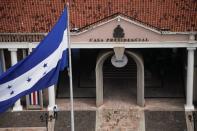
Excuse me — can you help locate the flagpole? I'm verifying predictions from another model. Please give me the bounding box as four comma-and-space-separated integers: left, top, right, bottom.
66, 3, 75, 131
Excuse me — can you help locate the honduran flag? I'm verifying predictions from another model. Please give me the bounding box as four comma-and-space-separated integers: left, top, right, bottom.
0, 9, 68, 113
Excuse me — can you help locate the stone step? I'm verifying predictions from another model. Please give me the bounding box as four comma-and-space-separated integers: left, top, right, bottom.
0, 127, 46, 131
54, 111, 95, 131
145, 111, 187, 131
0, 111, 48, 128
0, 111, 96, 131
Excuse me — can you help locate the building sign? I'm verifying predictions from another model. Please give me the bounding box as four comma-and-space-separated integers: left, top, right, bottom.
89, 38, 149, 42
89, 25, 149, 42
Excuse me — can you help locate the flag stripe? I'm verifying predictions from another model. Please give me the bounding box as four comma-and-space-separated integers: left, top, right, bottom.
37, 91, 40, 105
30, 93, 33, 105
0, 31, 68, 101
36, 92, 38, 105
29, 91, 40, 105
29, 94, 31, 105
0, 9, 68, 113
0, 54, 66, 112
35, 92, 38, 105
33, 92, 36, 105
0, 10, 67, 84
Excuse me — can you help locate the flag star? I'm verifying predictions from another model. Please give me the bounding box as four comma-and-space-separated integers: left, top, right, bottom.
7, 85, 12, 89
43, 63, 48, 68
27, 77, 32, 82
10, 91, 14, 95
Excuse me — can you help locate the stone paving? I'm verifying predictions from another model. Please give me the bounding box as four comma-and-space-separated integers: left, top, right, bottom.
0, 108, 196, 131
0, 111, 48, 127
145, 111, 187, 131
56, 98, 185, 111
56, 98, 186, 131
54, 111, 95, 131
0, 111, 96, 131
0, 127, 46, 131
96, 108, 144, 131
0, 98, 191, 131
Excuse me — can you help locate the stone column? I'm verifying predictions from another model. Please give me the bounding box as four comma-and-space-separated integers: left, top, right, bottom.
22, 49, 27, 58
0, 49, 6, 72
185, 47, 196, 111
47, 85, 56, 111
96, 51, 113, 107
9, 48, 23, 111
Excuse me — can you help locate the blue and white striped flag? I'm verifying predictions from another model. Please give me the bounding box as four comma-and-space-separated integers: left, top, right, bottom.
0, 9, 68, 113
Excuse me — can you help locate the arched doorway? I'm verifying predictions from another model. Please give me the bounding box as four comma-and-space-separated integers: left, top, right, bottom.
95, 50, 144, 107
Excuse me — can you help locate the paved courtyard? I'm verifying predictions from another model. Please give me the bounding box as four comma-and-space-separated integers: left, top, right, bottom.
0, 77, 193, 131
0, 98, 196, 131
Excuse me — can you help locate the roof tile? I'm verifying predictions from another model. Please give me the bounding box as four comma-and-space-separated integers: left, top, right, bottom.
0, 0, 196, 33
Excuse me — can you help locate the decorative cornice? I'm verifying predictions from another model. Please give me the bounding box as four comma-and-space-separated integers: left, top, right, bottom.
0, 34, 45, 42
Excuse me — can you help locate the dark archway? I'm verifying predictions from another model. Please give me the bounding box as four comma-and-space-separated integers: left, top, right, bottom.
95, 50, 144, 107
